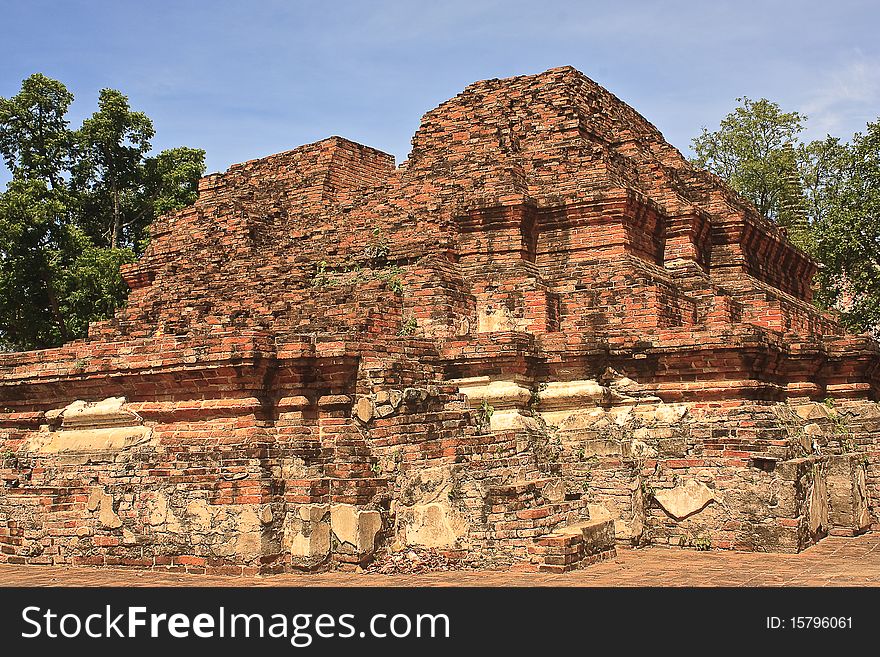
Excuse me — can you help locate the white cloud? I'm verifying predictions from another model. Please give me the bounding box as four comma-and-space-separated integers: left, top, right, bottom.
801, 51, 880, 140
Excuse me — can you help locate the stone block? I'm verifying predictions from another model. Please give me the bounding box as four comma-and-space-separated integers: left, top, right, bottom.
654, 479, 717, 520
397, 502, 468, 548
330, 504, 382, 553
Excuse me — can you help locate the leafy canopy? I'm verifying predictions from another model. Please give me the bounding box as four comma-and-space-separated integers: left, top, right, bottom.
811, 122, 880, 333
0, 73, 73, 187
0, 73, 205, 351
692, 97, 880, 334
691, 97, 807, 243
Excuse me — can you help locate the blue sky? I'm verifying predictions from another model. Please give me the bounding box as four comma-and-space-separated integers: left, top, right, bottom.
2, 0, 879, 182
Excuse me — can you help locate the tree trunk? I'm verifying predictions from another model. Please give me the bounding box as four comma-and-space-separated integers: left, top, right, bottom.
111, 177, 120, 249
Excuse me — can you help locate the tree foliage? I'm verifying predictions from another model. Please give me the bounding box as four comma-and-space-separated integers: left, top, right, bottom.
0, 74, 205, 351
692, 98, 880, 334
0, 179, 71, 348
0, 73, 73, 187
691, 97, 808, 243
75, 88, 155, 249
811, 122, 880, 333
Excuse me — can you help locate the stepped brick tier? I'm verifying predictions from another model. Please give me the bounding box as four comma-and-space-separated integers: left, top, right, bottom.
1, 67, 879, 575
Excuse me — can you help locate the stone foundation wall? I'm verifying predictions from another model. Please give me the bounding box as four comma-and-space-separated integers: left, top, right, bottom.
539, 394, 875, 553
0, 347, 877, 571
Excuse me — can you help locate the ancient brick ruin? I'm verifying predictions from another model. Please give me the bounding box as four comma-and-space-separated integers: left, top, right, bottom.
1, 66, 878, 574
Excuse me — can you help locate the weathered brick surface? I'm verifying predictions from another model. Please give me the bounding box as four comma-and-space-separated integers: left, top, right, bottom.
1, 67, 878, 571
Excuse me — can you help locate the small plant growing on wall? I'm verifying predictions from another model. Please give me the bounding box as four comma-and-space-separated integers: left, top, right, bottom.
398, 316, 418, 336
530, 381, 548, 410
831, 412, 848, 435
377, 267, 404, 294
1, 448, 16, 467
693, 536, 711, 551
311, 261, 331, 287
364, 227, 391, 263
477, 400, 494, 427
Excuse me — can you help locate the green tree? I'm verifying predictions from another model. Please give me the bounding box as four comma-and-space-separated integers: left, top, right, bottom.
146, 146, 205, 216
693, 94, 880, 333
811, 121, 880, 334
0, 179, 71, 347
795, 136, 849, 252
73, 93, 205, 251
74, 88, 155, 249
0, 73, 73, 189
56, 227, 136, 340
691, 97, 808, 243
134, 146, 205, 250
0, 74, 205, 351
